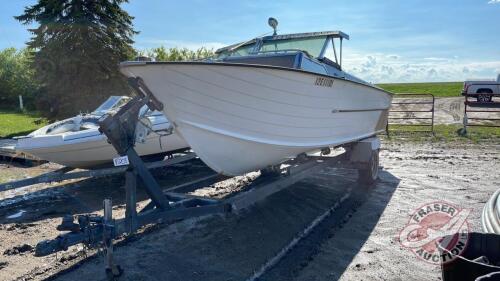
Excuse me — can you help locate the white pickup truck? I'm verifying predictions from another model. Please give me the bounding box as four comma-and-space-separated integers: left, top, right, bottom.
462, 74, 500, 102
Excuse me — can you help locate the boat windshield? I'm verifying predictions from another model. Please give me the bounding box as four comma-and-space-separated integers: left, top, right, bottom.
215, 31, 349, 69
93, 96, 131, 114
217, 35, 329, 58
259, 36, 327, 57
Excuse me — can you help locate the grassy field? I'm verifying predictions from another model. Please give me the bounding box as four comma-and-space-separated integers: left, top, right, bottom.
0, 110, 48, 138
377, 82, 463, 97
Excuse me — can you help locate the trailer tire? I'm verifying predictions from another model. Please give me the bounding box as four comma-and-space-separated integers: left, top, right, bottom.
358, 149, 379, 185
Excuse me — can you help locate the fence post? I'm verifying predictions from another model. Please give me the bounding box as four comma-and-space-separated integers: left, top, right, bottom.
462, 113, 468, 135
430, 94, 435, 135
18, 95, 23, 110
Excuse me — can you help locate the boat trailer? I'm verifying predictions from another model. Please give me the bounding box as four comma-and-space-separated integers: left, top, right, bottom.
0, 152, 195, 193
31, 77, 382, 279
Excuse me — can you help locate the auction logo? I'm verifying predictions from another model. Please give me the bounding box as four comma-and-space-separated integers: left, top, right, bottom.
398, 201, 471, 265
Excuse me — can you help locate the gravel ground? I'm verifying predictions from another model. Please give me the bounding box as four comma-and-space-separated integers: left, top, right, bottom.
297, 141, 500, 281
0, 140, 499, 281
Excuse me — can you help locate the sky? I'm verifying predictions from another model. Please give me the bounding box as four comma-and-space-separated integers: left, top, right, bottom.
1, 0, 499, 83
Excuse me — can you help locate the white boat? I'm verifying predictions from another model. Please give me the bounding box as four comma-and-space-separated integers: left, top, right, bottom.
16, 96, 188, 168
120, 26, 392, 176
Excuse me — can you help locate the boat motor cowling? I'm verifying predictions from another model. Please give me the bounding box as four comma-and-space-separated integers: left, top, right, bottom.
135, 117, 152, 144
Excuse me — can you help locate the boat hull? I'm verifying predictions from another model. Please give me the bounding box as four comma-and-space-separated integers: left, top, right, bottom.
16, 124, 188, 168
120, 62, 392, 175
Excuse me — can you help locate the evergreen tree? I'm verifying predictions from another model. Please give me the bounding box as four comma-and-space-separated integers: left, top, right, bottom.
16, 0, 137, 118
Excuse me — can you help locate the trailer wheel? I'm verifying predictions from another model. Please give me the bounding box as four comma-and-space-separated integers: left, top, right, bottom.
358, 149, 379, 185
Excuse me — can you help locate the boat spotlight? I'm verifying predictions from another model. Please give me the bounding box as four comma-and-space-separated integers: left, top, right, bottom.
268, 17, 278, 35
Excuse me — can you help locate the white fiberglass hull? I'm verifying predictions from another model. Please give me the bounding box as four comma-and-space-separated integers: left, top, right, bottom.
120, 62, 392, 176
16, 119, 188, 168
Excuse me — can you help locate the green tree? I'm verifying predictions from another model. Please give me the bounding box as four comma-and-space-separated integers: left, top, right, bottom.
0, 48, 39, 110
16, 0, 138, 118
146, 46, 214, 61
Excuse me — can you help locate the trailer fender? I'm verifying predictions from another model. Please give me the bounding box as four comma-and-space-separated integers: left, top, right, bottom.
349, 137, 380, 163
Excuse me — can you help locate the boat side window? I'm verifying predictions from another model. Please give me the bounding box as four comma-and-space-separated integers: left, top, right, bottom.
217, 44, 255, 58
259, 36, 327, 58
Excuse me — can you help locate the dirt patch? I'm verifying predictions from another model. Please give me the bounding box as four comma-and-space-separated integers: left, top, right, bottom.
0, 261, 8, 270
3, 244, 33, 256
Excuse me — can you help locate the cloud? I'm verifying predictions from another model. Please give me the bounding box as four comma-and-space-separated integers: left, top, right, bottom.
343, 52, 500, 83
488, 0, 500, 3
423, 57, 449, 61
427, 68, 438, 77
381, 65, 395, 75
387, 55, 400, 60
362, 56, 377, 68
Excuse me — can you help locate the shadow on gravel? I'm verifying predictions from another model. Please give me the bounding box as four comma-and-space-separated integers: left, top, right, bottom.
0, 159, 214, 225
49, 166, 400, 281
260, 169, 401, 281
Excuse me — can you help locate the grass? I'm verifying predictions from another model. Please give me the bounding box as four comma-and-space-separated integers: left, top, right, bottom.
0, 110, 48, 138
385, 124, 500, 143
377, 82, 463, 97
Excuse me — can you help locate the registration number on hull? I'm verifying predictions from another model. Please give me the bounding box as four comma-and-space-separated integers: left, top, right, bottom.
314, 77, 334, 87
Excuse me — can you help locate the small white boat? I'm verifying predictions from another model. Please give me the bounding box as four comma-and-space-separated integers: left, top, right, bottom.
120, 23, 392, 176
16, 96, 188, 168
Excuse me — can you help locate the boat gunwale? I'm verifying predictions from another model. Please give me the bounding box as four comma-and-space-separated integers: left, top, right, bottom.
119, 61, 394, 97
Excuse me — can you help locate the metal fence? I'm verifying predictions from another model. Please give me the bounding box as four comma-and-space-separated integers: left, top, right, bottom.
463, 94, 500, 130
386, 93, 435, 135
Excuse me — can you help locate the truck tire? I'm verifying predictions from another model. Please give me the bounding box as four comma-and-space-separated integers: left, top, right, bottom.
358, 149, 379, 185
